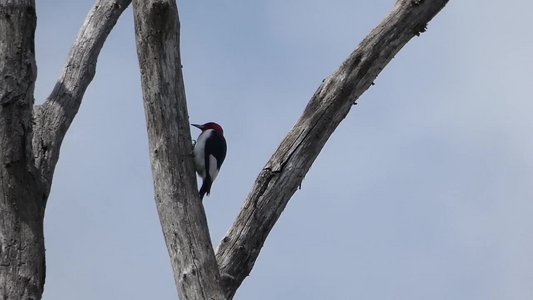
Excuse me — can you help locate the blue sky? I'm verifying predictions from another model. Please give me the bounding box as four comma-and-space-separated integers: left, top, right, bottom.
35, 1, 533, 299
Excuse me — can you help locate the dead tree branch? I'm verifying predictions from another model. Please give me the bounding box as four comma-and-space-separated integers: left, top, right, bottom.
132, 0, 225, 299
32, 0, 131, 198
215, 0, 449, 298
1, 0, 131, 299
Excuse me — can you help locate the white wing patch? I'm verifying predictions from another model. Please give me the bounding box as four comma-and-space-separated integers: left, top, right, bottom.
208, 154, 219, 181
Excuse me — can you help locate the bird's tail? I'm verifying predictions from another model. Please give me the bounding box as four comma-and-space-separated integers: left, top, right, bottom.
199, 178, 212, 200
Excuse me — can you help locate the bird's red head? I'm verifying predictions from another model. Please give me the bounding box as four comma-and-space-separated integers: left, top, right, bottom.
192, 122, 224, 135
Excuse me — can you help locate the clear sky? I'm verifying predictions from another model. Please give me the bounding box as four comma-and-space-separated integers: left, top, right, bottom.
35, 1, 533, 299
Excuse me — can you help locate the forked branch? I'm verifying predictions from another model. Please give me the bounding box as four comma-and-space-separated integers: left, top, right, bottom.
32, 0, 131, 196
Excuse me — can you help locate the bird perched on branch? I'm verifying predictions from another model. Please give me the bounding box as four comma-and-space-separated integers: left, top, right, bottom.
192, 122, 227, 200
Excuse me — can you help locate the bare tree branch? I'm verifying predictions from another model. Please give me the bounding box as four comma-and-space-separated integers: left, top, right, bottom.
132, 0, 225, 299
32, 0, 131, 197
2, 1, 131, 298
215, 0, 449, 298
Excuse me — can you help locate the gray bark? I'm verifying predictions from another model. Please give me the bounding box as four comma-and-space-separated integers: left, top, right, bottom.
131, 1, 225, 299
0, 2, 43, 298
215, 0, 450, 298
1, 0, 449, 298
0, 1, 130, 298
32, 0, 132, 199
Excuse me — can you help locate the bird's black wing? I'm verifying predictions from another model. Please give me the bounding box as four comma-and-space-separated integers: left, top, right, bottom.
201, 132, 227, 198
205, 132, 227, 169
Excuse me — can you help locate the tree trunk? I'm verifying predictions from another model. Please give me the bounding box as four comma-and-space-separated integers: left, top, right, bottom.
1, 0, 449, 298
0, 174, 45, 300
132, 1, 225, 299
0, 2, 45, 298
1, 1, 130, 298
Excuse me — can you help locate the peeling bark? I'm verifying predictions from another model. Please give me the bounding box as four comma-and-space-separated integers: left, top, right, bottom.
215, 0, 449, 298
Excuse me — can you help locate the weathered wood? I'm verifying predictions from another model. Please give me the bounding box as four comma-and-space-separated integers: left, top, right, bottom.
1, 0, 130, 298
132, 1, 225, 299
32, 0, 131, 199
0, 2, 43, 298
215, 0, 449, 298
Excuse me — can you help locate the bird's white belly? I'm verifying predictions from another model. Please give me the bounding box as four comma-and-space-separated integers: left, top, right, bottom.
194, 131, 209, 178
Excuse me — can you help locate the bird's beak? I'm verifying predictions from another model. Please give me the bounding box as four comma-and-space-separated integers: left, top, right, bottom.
191, 124, 203, 130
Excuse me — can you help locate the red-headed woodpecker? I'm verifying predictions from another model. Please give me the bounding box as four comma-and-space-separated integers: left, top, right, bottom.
192, 122, 227, 200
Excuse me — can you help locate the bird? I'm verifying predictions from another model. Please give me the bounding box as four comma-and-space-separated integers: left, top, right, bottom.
192, 122, 227, 200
